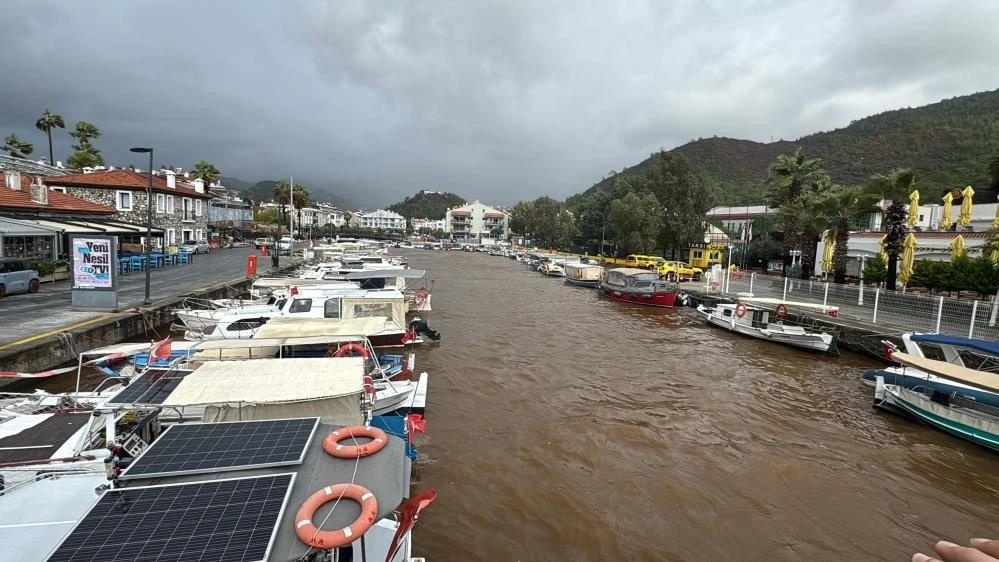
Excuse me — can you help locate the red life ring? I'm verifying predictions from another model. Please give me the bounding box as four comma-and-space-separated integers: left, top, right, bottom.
363, 375, 376, 406
734, 302, 747, 318
333, 342, 370, 359
774, 304, 789, 319
413, 291, 427, 306
323, 426, 388, 458
828, 309, 839, 318
294, 483, 378, 549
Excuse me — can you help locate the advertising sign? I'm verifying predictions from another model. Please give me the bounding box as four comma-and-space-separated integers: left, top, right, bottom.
71, 235, 116, 290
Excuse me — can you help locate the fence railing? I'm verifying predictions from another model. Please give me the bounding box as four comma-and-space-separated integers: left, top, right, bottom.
700, 271, 999, 340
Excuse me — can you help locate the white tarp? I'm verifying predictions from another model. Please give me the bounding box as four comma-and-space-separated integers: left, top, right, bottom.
253, 317, 395, 338
163, 357, 363, 405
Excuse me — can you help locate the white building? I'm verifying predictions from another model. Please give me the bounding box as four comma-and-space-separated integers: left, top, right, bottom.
445, 200, 508, 239
412, 218, 446, 232
354, 209, 406, 231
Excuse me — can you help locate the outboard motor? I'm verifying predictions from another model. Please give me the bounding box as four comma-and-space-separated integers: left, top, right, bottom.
409, 316, 441, 341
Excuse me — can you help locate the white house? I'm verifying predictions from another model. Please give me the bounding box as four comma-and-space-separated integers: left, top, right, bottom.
354, 209, 406, 231
445, 200, 508, 239
413, 218, 446, 232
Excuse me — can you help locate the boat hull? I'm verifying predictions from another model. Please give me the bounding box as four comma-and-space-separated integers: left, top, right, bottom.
184, 326, 421, 347
699, 305, 836, 353
598, 285, 677, 308
876, 381, 999, 452
862, 368, 999, 409
564, 277, 598, 288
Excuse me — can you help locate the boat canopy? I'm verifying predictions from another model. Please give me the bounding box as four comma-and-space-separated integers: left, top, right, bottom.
607, 267, 653, 276
910, 333, 999, 357
346, 268, 426, 280
891, 351, 999, 394
253, 316, 400, 338
739, 297, 839, 314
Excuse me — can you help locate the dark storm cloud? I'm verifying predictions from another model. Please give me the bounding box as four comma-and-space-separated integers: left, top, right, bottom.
2, 0, 998, 207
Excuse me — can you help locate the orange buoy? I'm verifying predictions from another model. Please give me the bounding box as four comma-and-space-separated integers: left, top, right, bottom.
734, 302, 747, 318
294, 483, 378, 549
333, 342, 370, 359
322, 426, 387, 458
774, 303, 789, 319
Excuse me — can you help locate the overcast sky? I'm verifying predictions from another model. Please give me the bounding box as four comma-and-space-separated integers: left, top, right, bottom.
2, 0, 998, 207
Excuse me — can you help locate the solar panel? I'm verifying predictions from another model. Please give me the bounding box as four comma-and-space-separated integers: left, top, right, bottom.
46, 473, 296, 562
104, 368, 192, 406
120, 417, 320, 480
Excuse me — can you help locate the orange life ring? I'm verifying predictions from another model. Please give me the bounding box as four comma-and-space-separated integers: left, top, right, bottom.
734, 302, 747, 318
828, 309, 839, 318
323, 426, 387, 458
413, 291, 427, 306
774, 303, 789, 319
294, 483, 379, 549
333, 342, 370, 359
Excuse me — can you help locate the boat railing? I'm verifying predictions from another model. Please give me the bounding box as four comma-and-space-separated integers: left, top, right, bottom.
0, 463, 105, 496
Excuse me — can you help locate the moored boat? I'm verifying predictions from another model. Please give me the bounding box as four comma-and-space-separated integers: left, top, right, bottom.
597, 267, 678, 308
563, 263, 604, 288
696, 300, 838, 353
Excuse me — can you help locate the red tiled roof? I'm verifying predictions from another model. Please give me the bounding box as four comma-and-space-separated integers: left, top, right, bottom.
48, 170, 212, 199
450, 210, 471, 216
0, 173, 116, 214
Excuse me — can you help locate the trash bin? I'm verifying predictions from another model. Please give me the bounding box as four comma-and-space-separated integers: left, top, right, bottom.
246, 255, 257, 276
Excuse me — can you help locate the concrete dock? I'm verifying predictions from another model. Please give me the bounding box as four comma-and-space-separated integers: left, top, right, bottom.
0, 247, 299, 374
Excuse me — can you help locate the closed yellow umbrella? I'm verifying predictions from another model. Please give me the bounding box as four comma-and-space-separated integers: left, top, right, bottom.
939, 192, 954, 230
994, 194, 999, 229
958, 186, 975, 226
950, 234, 965, 262
878, 235, 888, 262
821, 230, 835, 272
899, 233, 917, 285
906, 190, 920, 226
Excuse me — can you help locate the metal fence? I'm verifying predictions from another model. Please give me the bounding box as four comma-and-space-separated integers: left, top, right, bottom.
701, 271, 999, 340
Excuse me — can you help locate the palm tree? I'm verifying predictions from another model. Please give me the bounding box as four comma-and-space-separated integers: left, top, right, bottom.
272, 181, 311, 235
192, 160, 221, 185
66, 149, 103, 169
819, 185, 881, 284
34, 109, 65, 166
2, 134, 34, 158
870, 168, 917, 291
68, 121, 101, 146
767, 149, 828, 276
779, 190, 829, 279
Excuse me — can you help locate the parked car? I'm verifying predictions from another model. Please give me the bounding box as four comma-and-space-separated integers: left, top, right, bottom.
253, 237, 272, 249
178, 240, 211, 254
277, 236, 293, 255
657, 261, 703, 281
0, 258, 40, 298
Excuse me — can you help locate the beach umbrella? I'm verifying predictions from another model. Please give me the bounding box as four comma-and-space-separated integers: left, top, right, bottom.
821, 230, 835, 272
958, 186, 975, 227
899, 233, 917, 285
939, 192, 954, 230
950, 234, 965, 262
906, 190, 920, 226
878, 235, 888, 262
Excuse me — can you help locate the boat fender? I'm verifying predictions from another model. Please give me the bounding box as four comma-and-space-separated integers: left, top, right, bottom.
734, 302, 747, 318
322, 426, 388, 458
294, 483, 379, 549
333, 342, 370, 359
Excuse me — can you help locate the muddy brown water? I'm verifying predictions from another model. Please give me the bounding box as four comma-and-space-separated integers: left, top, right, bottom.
29, 249, 999, 561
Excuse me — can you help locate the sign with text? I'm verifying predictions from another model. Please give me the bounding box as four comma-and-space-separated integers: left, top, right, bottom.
71, 235, 117, 290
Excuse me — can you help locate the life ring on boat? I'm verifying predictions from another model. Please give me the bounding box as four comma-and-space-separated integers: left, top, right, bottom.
322, 425, 388, 458
734, 302, 747, 318
294, 483, 379, 549
774, 304, 789, 319
828, 309, 839, 318
333, 342, 370, 359
363, 375, 376, 406
413, 291, 427, 306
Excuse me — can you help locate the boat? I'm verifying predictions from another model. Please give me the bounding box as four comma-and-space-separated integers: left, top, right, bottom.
874, 350, 999, 452
861, 333, 999, 407
597, 267, 679, 308
563, 263, 604, 288
696, 300, 838, 353
538, 260, 565, 277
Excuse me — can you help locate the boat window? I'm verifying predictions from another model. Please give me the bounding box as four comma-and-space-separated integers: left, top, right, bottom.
351, 302, 393, 319
274, 299, 287, 310
266, 296, 277, 305
324, 298, 341, 319
920, 344, 946, 362
227, 318, 267, 332
289, 299, 313, 313
723, 309, 732, 317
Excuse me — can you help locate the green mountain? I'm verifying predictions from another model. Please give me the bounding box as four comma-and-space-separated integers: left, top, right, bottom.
569, 88, 999, 207
388, 190, 466, 219
222, 177, 357, 209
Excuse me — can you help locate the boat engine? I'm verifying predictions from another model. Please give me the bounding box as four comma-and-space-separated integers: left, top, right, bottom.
409, 316, 441, 341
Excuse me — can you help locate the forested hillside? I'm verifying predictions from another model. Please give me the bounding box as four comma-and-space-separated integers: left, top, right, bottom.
570, 88, 999, 207
388, 191, 466, 219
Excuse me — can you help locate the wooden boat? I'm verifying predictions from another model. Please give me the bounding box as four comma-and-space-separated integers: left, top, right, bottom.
564, 263, 604, 288
874, 350, 999, 452
696, 301, 837, 353
597, 268, 678, 308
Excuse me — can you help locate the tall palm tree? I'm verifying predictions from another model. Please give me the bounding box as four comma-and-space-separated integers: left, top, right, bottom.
34, 109, 65, 166
870, 168, 917, 291
192, 160, 222, 187
779, 190, 829, 279
68, 121, 101, 146
767, 149, 828, 276
2, 134, 34, 158
272, 181, 311, 235
819, 185, 881, 284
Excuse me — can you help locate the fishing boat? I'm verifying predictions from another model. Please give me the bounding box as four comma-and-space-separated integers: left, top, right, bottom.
539, 260, 565, 277
696, 300, 838, 353
874, 350, 999, 452
564, 263, 604, 288
861, 333, 999, 407
597, 267, 679, 308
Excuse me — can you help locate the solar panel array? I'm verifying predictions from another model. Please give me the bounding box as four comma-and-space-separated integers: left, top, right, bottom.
104, 368, 192, 406
46, 473, 295, 562
120, 417, 320, 480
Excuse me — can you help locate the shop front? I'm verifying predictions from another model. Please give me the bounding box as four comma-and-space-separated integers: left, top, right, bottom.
0, 216, 59, 259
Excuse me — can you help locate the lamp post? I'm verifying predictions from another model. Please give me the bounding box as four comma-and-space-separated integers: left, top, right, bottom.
129, 147, 153, 305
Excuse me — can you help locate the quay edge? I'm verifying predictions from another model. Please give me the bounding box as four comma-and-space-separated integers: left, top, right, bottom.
0, 265, 300, 375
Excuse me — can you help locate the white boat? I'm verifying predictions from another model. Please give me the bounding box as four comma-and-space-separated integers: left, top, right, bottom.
874, 350, 999, 452
563, 263, 603, 288
539, 261, 565, 277
696, 301, 837, 353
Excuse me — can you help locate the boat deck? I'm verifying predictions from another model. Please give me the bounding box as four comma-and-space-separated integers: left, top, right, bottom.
0, 412, 93, 464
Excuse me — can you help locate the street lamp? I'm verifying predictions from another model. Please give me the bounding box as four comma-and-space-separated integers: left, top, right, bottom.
129, 147, 153, 305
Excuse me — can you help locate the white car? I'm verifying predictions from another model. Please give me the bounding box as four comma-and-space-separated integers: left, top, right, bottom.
277, 236, 293, 254
178, 240, 211, 254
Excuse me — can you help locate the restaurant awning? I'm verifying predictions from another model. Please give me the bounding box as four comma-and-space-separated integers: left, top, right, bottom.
0, 216, 62, 236
0, 215, 165, 236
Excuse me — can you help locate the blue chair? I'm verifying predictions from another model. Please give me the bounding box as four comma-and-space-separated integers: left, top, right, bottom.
129, 256, 145, 271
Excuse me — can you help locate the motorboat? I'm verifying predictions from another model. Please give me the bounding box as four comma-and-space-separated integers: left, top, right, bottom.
597, 267, 679, 308
564, 263, 604, 288
539, 261, 565, 277
696, 300, 838, 353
